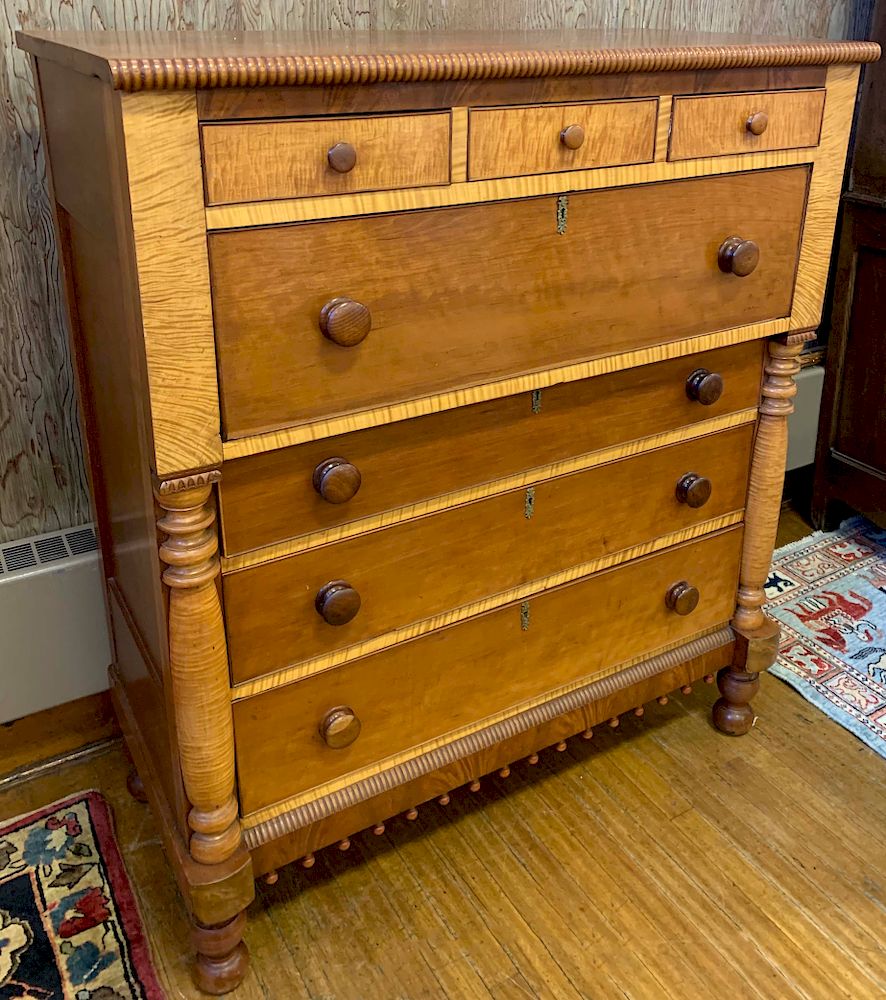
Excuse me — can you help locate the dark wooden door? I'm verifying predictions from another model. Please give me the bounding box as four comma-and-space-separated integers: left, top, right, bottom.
812, 0, 886, 527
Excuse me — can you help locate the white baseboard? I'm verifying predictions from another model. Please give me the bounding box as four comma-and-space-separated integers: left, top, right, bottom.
0, 525, 111, 724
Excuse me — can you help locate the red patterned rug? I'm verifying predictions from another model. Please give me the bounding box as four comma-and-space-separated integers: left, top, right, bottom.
768, 516, 886, 759
0, 791, 163, 999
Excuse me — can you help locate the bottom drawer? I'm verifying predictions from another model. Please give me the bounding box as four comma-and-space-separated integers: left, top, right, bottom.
234, 526, 743, 815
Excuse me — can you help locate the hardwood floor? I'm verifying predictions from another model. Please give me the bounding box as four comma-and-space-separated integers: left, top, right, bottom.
1, 670, 884, 999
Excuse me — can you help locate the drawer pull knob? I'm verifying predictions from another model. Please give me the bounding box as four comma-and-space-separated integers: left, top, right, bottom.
685, 368, 724, 406
718, 236, 760, 277
319, 296, 372, 347
313, 457, 362, 504
327, 141, 357, 173
315, 580, 361, 625
319, 706, 361, 749
560, 124, 585, 150
666, 581, 700, 616
746, 111, 769, 136
675, 472, 712, 508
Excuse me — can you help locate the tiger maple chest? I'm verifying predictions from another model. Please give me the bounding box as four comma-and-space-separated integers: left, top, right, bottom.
18, 27, 878, 993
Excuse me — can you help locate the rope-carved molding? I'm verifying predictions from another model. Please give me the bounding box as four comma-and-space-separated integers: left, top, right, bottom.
101, 42, 881, 91
242, 625, 734, 849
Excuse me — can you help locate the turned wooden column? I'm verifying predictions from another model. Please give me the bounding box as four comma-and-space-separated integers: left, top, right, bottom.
715, 334, 806, 736
155, 474, 249, 993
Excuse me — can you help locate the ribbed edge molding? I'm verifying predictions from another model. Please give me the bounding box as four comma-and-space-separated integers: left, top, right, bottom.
242, 625, 734, 849
109, 42, 880, 91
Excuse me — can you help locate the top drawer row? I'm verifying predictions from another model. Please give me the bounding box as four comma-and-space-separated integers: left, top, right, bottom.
201, 88, 825, 206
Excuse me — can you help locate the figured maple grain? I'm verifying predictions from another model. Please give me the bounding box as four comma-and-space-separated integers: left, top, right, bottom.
669, 89, 825, 160
201, 112, 452, 205
210, 167, 808, 438
233, 526, 744, 813
467, 99, 656, 180
223, 425, 754, 683
218, 341, 763, 555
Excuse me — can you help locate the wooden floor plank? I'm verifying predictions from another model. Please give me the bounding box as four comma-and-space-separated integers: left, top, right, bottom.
534, 741, 794, 999
450, 787, 676, 1000
639, 726, 886, 986
1, 674, 883, 999
483, 768, 721, 999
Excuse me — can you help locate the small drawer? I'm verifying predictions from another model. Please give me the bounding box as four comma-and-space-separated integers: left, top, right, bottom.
467, 99, 656, 180
233, 526, 743, 813
668, 89, 825, 161
219, 341, 764, 556
223, 424, 753, 683
201, 112, 452, 205
210, 167, 807, 439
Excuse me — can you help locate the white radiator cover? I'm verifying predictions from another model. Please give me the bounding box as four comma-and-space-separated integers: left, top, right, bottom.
0, 524, 111, 724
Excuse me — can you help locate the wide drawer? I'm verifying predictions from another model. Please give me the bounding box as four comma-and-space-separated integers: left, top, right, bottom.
210, 167, 807, 438
467, 99, 656, 180
669, 89, 825, 161
224, 424, 753, 683
233, 526, 744, 813
201, 112, 452, 205
219, 341, 764, 555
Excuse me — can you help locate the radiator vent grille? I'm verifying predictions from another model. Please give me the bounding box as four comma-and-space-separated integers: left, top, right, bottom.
0, 525, 98, 576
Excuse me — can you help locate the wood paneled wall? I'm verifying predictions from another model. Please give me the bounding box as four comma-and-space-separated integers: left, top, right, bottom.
0, 0, 851, 543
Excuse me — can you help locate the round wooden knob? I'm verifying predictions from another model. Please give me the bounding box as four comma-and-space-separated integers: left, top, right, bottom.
665, 581, 700, 616
718, 236, 760, 277
312, 457, 361, 504
315, 581, 361, 625
319, 706, 361, 749
319, 296, 371, 347
746, 111, 769, 136
560, 124, 585, 150
675, 473, 712, 509
685, 368, 724, 406
327, 141, 357, 173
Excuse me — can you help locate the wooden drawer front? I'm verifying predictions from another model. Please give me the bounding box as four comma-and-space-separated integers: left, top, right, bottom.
210, 167, 807, 439
468, 99, 656, 180
669, 90, 825, 161
220, 342, 763, 555
224, 425, 752, 683
201, 113, 451, 205
234, 526, 743, 813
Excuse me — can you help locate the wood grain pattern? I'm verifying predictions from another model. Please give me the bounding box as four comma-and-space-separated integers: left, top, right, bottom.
450, 106, 468, 182
232, 513, 746, 700
791, 64, 861, 330
36, 60, 171, 675
155, 481, 242, 866
224, 425, 754, 683
233, 526, 743, 815
243, 629, 735, 844
0, 691, 118, 779
16, 30, 879, 92
120, 91, 222, 476
13, 673, 886, 1000
196, 65, 830, 119
218, 341, 763, 556
205, 141, 819, 230
467, 98, 656, 180
0, 11, 861, 542
210, 168, 806, 438
222, 317, 786, 460
668, 89, 825, 160
201, 112, 451, 205
733, 336, 805, 633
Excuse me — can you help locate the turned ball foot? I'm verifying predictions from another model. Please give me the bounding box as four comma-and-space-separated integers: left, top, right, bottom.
192, 912, 249, 994
712, 666, 760, 736
126, 768, 148, 804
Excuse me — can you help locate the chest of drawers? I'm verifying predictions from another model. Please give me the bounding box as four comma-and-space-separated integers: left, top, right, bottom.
18, 28, 878, 993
